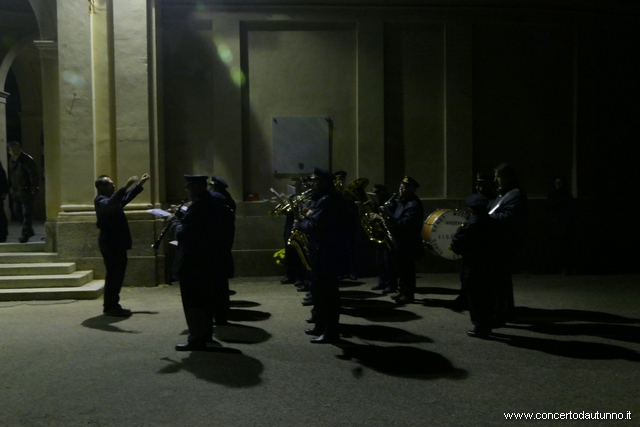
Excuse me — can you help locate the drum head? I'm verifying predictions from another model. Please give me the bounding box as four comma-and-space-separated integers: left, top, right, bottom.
422, 209, 468, 260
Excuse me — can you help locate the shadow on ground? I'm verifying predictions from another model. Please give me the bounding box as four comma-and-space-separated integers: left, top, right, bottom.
158, 348, 263, 387
340, 323, 433, 344
509, 307, 640, 325
335, 342, 467, 380
230, 300, 261, 308
340, 302, 422, 323
214, 323, 272, 344
491, 333, 640, 361
228, 308, 271, 322
81, 312, 158, 333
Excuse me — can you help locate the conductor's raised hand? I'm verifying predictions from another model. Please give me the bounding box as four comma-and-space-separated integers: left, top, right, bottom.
139, 173, 151, 186
125, 176, 139, 188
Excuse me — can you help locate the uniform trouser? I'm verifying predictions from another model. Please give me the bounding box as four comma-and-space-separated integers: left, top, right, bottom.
284, 244, 304, 281
100, 246, 128, 309
390, 250, 416, 298
311, 271, 340, 335
11, 194, 35, 237
212, 277, 230, 323
0, 198, 8, 240
375, 244, 391, 287
179, 275, 215, 344
467, 281, 498, 331
180, 268, 230, 342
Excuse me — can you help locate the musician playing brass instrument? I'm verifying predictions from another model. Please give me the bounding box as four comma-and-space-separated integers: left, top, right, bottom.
369, 176, 424, 304
369, 184, 394, 292
294, 167, 351, 343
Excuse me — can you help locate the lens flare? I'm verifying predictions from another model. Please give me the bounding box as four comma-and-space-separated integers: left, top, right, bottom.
230, 66, 245, 86
217, 44, 233, 64
62, 70, 86, 88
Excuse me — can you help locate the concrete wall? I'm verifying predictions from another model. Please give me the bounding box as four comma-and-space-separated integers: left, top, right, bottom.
158, 4, 639, 278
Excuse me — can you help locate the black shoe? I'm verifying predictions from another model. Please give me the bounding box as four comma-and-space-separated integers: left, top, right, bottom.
175, 341, 207, 351
381, 287, 398, 295
296, 286, 308, 292
306, 316, 317, 324
310, 333, 339, 344
305, 328, 322, 336
103, 306, 132, 317
467, 328, 491, 339
301, 298, 314, 307
371, 284, 386, 291
18, 235, 30, 243
280, 277, 295, 284
396, 295, 414, 305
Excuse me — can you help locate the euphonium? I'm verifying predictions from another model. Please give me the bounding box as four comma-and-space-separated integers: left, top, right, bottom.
343, 178, 391, 248
270, 187, 313, 270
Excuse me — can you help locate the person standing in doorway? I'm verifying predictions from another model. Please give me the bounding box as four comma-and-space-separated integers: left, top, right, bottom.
7, 141, 39, 243
0, 159, 9, 242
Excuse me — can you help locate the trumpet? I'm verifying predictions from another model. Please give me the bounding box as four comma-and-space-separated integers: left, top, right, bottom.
152, 200, 188, 249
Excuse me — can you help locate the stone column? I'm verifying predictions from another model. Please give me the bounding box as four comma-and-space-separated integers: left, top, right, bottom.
112, 0, 157, 285
356, 19, 385, 184
55, 0, 103, 275
34, 40, 60, 251
0, 92, 8, 222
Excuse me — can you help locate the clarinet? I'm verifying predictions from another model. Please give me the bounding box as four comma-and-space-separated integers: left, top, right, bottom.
152, 200, 187, 249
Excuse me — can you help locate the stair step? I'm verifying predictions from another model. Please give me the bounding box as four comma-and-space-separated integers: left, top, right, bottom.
0, 270, 94, 289
0, 263, 77, 276
0, 241, 46, 253
0, 252, 58, 263
0, 280, 104, 301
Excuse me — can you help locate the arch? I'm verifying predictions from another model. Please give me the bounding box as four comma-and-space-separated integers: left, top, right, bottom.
27, 0, 57, 41
0, 33, 39, 89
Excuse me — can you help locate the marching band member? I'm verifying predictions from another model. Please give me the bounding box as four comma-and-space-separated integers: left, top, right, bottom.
369, 184, 394, 293
295, 167, 351, 343
488, 163, 528, 321
173, 175, 234, 351
451, 194, 502, 338
372, 176, 424, 304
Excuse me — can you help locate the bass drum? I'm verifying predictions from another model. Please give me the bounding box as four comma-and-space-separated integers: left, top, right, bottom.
422, 209, 468, 260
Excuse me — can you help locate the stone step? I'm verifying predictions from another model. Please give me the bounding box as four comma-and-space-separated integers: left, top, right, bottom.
0, 241, 46, 253
0, 270, 93, 289
0, 263, 77, 276
0, 252, 59, 263
0, 280, 105, 301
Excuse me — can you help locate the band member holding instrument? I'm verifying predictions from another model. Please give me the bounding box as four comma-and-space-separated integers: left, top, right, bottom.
334, 170, 359, 281
372, 176, 424, 304
294, 167, 351, 343
451, 194, 502, 338
172, 175, 234, 351
369, 184, 394, 293
94, 172, 150, 317
488, 163, 528, 320
209, 175, 236, 280
475, 172, 496, 202
453, 171, 496, 310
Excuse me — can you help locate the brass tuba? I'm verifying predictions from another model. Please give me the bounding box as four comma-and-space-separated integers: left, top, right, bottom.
343, 178, 392, 248
269, 188, 313, 271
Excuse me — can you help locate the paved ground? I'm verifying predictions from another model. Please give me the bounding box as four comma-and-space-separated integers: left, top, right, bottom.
1, 273, 639, 427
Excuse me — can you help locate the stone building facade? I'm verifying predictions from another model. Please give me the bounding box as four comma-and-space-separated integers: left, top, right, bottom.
1, 0, 639, 286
